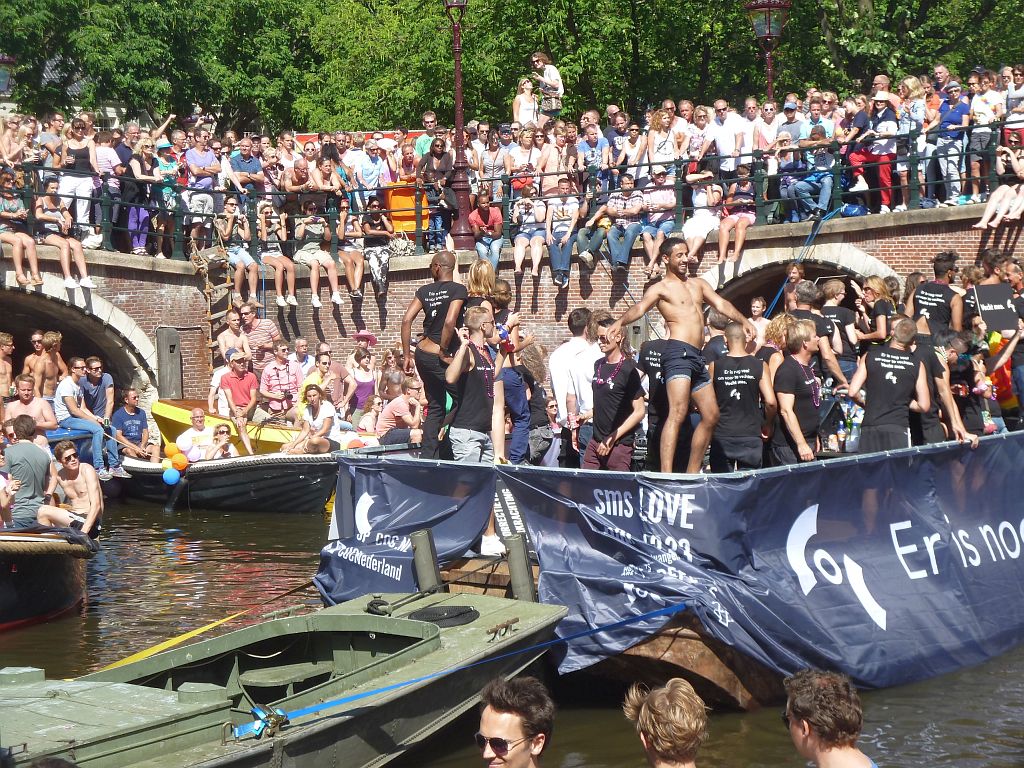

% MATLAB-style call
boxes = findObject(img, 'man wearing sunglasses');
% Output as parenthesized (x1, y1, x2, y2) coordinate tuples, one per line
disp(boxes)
(476, 677, 553, 768)
(42, 440, 103, 537)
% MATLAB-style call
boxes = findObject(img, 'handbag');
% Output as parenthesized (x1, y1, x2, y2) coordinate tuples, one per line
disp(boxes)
(541, 94, 563, 113)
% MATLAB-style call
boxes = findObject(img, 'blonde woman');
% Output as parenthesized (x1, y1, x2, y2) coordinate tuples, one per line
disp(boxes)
(895, 76, 926, 212)
(646, 109, 679, 176)
(854, 275, 896, 345)
(530, 52, 564, 129)
(513, 77, 539, 128)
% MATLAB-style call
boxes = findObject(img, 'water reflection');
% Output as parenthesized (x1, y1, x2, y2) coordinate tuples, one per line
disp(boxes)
(1, 501, 1022, 767)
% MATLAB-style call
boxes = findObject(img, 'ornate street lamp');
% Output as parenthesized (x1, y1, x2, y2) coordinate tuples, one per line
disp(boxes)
(442, 0, 474, 251)
(744, 0, 792, 102)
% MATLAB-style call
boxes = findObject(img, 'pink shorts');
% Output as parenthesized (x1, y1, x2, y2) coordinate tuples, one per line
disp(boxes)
(726, 211, 755, 225)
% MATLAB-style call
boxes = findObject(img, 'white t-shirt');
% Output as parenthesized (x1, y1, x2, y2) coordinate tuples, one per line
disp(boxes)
(304, 401, 343, 443)
(709, 114, 745, 171)
(96, 146, 123, 191)
(53, 376, 82, 423)
(210, 367, 230, 417)
(548, 337, 603, 425)
(971, 91, 1003, 126)
(176, 426, 215, 450)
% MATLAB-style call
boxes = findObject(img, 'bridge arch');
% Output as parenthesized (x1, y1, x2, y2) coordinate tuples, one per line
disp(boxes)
(1, 280, 158, 391)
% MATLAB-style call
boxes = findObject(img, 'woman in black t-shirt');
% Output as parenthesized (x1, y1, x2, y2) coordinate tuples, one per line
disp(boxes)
(854, 275, 895, 347)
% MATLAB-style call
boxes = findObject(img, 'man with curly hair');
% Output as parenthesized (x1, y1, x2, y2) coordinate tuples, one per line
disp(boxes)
(783, 669, 878, 767)
(622, 678, 708, 768)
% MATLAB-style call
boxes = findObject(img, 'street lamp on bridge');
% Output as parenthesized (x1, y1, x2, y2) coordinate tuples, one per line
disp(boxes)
(744, 0, 792, 102)
(442, 0, 474, 251)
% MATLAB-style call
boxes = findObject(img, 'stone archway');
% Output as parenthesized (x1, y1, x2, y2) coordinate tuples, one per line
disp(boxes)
(698, 241, 899, 292)
(1, 280, 157, 391)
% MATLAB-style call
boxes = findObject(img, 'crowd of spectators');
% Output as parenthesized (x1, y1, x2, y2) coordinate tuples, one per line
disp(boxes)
(3, 56, 1022, 298)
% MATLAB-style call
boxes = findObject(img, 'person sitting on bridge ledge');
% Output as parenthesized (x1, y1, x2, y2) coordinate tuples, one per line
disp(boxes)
(623, 678, 709, 768)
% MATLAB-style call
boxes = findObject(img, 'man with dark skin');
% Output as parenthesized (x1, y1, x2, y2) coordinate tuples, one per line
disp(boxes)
(609, 237, 755, 473)
(400, 250, 467, 460)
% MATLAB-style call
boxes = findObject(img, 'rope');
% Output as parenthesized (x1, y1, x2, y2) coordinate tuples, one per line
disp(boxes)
(764, 209, 840, 318)
(0, 539, 95, 558)
(232, 601, 687, 740)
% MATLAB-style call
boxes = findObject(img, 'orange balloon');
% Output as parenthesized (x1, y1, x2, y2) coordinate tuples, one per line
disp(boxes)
(164, 442, 181, 458)
(171, 453, 189, 471)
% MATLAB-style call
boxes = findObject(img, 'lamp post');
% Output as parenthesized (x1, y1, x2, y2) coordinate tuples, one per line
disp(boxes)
(442, 0, 474, 251)
(744, 0, 792, 102)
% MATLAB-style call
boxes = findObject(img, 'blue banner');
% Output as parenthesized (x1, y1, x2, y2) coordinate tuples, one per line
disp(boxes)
(315, 456, 495, 605)
(316, 434, 1024, 690)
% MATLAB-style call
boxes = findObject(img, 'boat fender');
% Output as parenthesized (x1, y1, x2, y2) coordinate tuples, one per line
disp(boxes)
(248, 705, 289, 739)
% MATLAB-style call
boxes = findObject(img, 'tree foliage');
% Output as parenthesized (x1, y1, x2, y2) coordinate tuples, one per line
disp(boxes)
(3, 0, 1022, 131)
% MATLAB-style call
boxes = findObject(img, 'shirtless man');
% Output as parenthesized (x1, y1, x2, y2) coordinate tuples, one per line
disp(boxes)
(610, 237, 756, 473)
(41, 440, 103, 536)
(20, 329, 46, 380)
(31, 331, 67, 404)
(5, 374, 58, 447)
(0, 332, 13, 398)
(217, 308, 251, 364)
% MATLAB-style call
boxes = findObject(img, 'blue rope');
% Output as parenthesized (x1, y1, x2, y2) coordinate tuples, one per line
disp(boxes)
(764, 209, 840, 318)
(232, 601, 687, 740)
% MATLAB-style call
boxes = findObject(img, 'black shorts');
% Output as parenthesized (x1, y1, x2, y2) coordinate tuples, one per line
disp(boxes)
(710, 435, 764, 472)
(380, 428, 413, 446)
(661, 340, 710, 393)
(858, 425, 911, 455)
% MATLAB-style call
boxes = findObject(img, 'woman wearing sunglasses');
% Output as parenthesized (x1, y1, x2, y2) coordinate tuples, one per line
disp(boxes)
(204, 425, 239, 460)
(282, 383, 343, 454)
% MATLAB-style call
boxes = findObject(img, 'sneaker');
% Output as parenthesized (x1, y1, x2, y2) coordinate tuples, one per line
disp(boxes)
(892, 204, 907, 213)
(131, 247, 147, 256)
(154, 253, 167, 259)
(560, 275, 570, 289)
(480, 534, 506, 557)
(96, 468, 113, 482)
(968, 194, 981, 204)
(79, 276, 96, 289)
(879, 204, 891, 214)
(578, 250, 595, 268)
(330, 291, 343, 305)
(276, 294, 287, 307)
(311, 295, 322, 308)
(849, 176, 869, 193)
(349, 289, 363, 300)
(285, 295, 298, 306)
(63, 277, 80, 289)
(111, 466, 132, 479)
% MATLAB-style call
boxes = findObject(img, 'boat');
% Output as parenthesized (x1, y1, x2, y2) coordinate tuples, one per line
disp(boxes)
(120, 452, 341, 514)
(152, 400, 302, 455)
(319, 434, 1024, 709)
(0, 528, 98, 632)
(0, 591, 568, 767)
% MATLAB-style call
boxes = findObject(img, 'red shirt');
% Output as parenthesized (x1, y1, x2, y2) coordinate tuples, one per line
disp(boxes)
(220, 370, 258, 409)
(468, 206, 502, 238)
(376, 396, 411, 437)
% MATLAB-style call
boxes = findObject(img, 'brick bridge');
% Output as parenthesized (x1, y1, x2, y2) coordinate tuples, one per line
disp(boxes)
(1, 206, 1018, 399)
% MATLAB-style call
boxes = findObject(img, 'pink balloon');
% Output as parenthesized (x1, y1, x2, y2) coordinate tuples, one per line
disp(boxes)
(186, 447, 203, 462)
(176, 435, 192, 452)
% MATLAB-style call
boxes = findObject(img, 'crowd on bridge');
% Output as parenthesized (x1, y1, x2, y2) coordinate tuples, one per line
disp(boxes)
(2, 56, 1024, 300)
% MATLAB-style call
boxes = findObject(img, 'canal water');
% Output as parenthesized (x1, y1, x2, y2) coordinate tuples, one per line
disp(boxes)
(1, 500, 1022, 767)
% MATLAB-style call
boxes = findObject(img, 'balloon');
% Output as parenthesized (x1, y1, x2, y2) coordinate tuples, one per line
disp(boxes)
(164, 443, 180, 458)
(171, 453, 189, 471)
(162, 468, 181, 485)
(186, 446, 202, 462)
(161, 458, 172, 470)
(176, 435, 193, 452)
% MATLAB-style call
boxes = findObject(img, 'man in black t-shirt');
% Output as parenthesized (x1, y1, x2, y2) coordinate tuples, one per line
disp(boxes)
(790, 280, 849, 388)
(771, 319, 822, 465)
(701, 309, 730, 367)
(445, 306, 505, 463)
(910, 336, 975, 446)
(710, 323, 777, 472)
(908, 251, 963, 338)
(400, 251, 467, 459)
(846, 317, 930, 453)
(582, 317, 645, 471)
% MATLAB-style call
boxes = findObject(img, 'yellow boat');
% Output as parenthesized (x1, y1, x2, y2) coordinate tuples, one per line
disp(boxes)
(151, 399, 300, 455)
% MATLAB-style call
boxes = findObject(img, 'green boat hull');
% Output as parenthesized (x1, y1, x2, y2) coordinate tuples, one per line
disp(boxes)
(0, 592, 566, 768)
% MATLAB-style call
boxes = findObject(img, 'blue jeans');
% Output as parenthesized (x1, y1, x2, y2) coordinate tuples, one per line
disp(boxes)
(547, 231, 574, 280)
(427, 209, 451, 248)
(606, 222, 643, 266)
(60, 417, 120, 471)
(641, 220, 675, 238)
(501, 367, 530, 464)
(475, 237, 503, 269)
(793, 175, 833, 214)
(576, 225, 607, 256)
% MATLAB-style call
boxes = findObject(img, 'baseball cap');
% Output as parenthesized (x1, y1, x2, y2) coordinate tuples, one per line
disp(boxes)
(156, 138, 172, 150)
(783, 101, 798, 111)
(226, 348, 243, 362)
(498, 123, 512, 134)
(946, 80, 961, 90)
(651, 165, 668, 176)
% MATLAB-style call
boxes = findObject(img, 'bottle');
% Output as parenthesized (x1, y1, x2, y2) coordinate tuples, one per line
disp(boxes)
(849, 422, 861, 453)
(836, 422, 847, 452)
